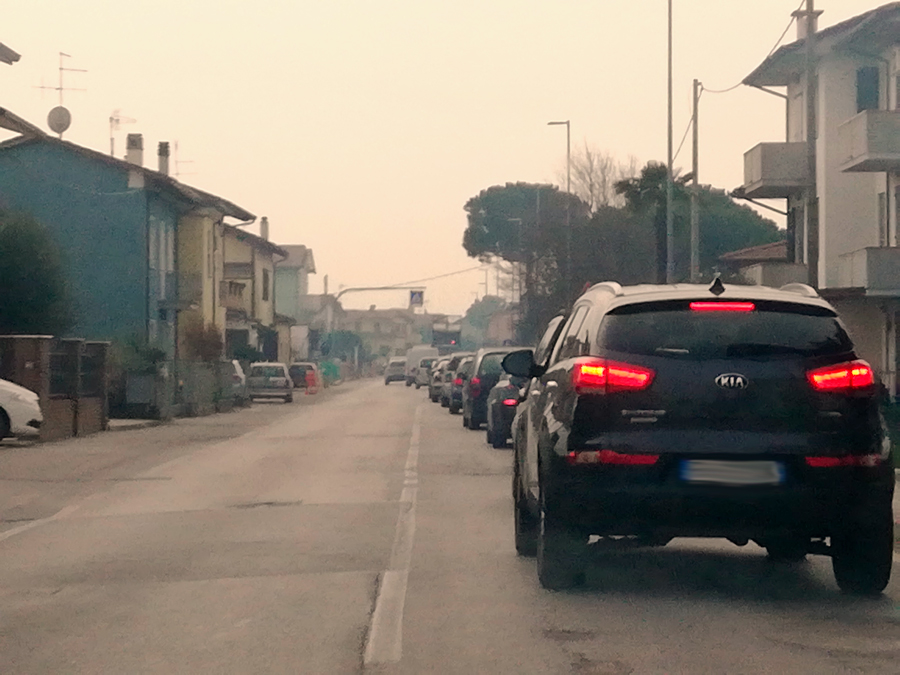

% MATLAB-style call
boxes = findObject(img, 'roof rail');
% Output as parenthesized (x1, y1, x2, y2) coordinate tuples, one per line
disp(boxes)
(780, 283, 819, 298)
(590, 281, 623, 296)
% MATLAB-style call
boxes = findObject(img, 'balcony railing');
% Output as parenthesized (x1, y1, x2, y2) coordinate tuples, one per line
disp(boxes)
(740, 142, 808, 199)
(837, 247, 900, 293)
(838, 110, 900, 173)
(220, 280, 248, 311)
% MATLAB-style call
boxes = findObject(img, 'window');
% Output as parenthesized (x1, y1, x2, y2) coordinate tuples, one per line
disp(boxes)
(857, 66, 880, 113)
(534, 315, 566, 367)
(262, 269, 270, 301)
(478, 353, 506, 376)
(596, 300, 851, 360)
(878, 192, 888, 247)
(553, 305, 590, 362)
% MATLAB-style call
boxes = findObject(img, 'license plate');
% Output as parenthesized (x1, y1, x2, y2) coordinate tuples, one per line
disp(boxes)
(680, 460, 785, 486)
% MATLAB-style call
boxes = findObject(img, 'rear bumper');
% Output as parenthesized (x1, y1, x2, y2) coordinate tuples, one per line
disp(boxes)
(248, 388, 291, 398)
(546, 457, 894, 539)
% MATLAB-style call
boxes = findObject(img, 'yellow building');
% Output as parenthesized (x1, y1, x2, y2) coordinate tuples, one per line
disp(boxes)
(175, 200, 254, 362)
(222, 223, 289, 361)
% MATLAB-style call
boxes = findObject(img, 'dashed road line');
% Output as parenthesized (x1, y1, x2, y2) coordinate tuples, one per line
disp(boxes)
(364, 404, 422, 665)
(0, 504, 79, 544)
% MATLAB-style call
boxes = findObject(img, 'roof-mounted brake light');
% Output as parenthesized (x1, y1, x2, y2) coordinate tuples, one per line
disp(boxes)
(690, 301, 755, 312)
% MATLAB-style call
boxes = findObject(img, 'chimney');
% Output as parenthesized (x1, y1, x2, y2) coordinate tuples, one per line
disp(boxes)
(323, 274, 329, 295)
(260, 216, 269, 241)
(158, 142, 170, 176)
(126, 133, 143, 166)
(793, 8, 820, 40)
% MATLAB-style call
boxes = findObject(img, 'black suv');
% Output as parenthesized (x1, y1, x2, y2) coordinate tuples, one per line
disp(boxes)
(461, 347, 516, 431)
(504, 281, 894, 594)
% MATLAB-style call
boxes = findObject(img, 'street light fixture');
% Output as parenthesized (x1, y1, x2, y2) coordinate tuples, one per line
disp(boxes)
(547, 120, 571, 299)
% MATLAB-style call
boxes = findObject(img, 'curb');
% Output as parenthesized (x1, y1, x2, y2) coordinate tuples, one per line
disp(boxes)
(106, 420, 166, 432)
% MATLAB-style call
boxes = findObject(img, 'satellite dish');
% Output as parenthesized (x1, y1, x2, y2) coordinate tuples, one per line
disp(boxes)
(47, 106, 71, 135)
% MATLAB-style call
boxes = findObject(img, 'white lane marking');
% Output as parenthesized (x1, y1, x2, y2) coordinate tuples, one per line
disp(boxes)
(0, 504, 79, 544)
(364, 404, 422, 665)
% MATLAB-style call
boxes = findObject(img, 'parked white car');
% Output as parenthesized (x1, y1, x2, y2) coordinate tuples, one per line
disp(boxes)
(246, 362, 293, 403)
(0, 378, 42, 439)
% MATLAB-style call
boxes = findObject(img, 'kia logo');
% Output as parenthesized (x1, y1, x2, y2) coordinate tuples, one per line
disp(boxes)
(715, 373, 749, 390)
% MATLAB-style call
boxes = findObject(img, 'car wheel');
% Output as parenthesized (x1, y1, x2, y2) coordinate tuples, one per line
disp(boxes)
(285, 395, 293, 403)
(490, 423, 506, 449)
(513, 453, 537, 556)
(0, 409, 9, 440)
(384, 380, 390, 386)
(764, 537, 809, 563)
(406, 380, 413, 387)
(449, 402, 460, 414)
(537, 470, 586, 590)
(831, 495, 894, 596)
(462, 407, 469, 428)
(441, 397, 449, 408)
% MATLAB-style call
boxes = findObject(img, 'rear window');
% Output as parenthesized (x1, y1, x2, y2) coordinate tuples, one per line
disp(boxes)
(457, 358, 474, 376)
(251, 365, 286, 377)
(597, 300, 852, 360)
(419, 358, 435, 368)
(478, 353, 506, 375)
(289, 365, 312, 375)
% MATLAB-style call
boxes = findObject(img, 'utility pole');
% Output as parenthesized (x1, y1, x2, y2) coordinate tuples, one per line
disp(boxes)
(690, 78, 700, 282)
(665, 0, 675, 284)
(794, 0, 821, 288)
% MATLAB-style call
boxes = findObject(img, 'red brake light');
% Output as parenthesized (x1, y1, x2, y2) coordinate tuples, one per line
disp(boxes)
(805, 454, 882, 467)
(453, 377, 463, 386)
(806, 360, 874, 391)
(469, 376, 481, 396)
(567, 450, 659, 466)
(572, 358, 654, 394)
(502, 398, 518, 406)
(689, 301, 755, 312)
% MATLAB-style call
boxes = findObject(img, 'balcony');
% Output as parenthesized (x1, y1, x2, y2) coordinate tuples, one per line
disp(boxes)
(739, 142, 808, 199)
(838, 110, 900, 172)
(837, 247, 900, 294)
(220, 280, 248, 311)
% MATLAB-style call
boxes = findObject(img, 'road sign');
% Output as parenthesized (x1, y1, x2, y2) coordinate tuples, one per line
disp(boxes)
(410, 290, 424, 307)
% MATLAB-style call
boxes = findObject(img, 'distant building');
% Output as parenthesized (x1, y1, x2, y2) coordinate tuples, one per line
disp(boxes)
(340, 307, 422, 359)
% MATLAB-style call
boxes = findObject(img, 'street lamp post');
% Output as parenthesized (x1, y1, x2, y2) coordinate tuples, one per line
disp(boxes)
(666, 0, 675, 284)
(548, 120, 571, 299)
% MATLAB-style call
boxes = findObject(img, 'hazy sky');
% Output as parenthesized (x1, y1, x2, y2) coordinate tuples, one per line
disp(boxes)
(2, 1, 881, 315)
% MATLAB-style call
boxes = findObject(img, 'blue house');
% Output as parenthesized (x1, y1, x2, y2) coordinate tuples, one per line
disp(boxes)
(0, 134, 252, 364)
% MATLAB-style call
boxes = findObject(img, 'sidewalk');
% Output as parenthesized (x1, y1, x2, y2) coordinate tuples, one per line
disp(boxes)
(107, 419, 164, 432)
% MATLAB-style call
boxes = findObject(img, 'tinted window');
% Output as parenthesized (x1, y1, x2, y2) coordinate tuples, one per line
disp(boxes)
(251, 366, 285, 377)
(478, 353, 506, 375)
(457, 358, 474, 376)
(534, 315, 565, 366)
(419, 358, 435, 368)
(597, 300, 852, 360)
(554, 305, 589, 362)
(289, 365, 312, 376)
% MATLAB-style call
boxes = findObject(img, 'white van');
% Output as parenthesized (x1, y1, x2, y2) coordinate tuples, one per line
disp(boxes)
(404, 346, 439, 386)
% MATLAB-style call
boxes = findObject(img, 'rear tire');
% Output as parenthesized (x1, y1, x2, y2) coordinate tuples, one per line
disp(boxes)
(513, 456, 537, 556)
(285, 395, 293, 403)
(537, 476, 586, 590)
(490, 424, 506, 449)
(449, 402, 460, 415)
(0, 409, 10, 439)
(415, 383, 421, 390)
(831, 496, 894, 596)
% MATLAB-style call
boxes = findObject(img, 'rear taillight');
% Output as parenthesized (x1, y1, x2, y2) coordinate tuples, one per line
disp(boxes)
(572, 358, 654, 394)
(453, 377, 463, 386)
(469, 377, 481, 396)
(690, 301, 755, 312)
(806, 360, 874, 392)
(805, 454, 883, 468)
(502, 398, 518, 406)
(567, 450, 659, 466)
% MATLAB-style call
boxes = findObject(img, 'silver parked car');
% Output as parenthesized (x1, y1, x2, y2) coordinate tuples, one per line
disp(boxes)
(247, 362, 293, 403)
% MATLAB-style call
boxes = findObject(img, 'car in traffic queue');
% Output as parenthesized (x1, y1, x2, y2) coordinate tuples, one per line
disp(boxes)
(405, 346, 439, 386)
(461, 347, 518, 431)
(414, 357, 437, 389)
(505, 280, 895, 595)
(447, 355, 474, 415)
(289, 362, 322, 390)
(428, 358, 450, 402)
(246, 362, 294, 403)
(439, 352, 474, 407)
(384, 357, 407, 385)
(485, 372, 529, 448)
(0, 377, 43, 440)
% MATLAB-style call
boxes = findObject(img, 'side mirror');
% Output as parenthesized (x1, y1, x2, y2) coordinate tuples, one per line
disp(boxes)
(502, 349, 540, 378)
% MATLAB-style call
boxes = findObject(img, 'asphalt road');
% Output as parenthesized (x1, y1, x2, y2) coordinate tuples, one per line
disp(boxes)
(0, 379, 897, 674)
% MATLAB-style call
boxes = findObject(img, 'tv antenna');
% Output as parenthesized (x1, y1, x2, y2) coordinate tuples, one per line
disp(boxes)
(173, 141, 195, 179)
(109, 109, 136, 157)
(35, 52, 86, 138)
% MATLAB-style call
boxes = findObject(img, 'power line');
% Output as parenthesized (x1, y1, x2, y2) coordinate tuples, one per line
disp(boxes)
(701, 0, 803, 95)
(390, 265, 484, 287)
(672, 92, 699, 163)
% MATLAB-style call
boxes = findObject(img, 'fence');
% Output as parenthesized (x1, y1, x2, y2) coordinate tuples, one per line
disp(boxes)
(0, 336, 110, 441)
